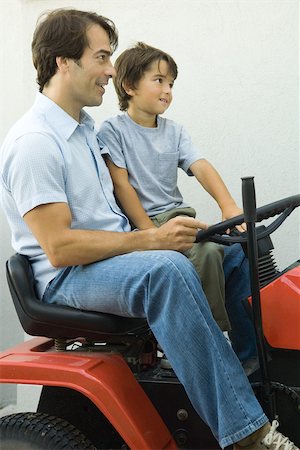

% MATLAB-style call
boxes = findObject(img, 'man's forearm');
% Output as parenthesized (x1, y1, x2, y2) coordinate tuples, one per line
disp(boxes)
(24, 202, 206, 268)
(40, 221, 203, 268)
(44, 227, 155, 267)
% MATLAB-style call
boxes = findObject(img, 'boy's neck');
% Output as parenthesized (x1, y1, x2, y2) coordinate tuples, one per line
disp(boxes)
(127, 109, 157, 128)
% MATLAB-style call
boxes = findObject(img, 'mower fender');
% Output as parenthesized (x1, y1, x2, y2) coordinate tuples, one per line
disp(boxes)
(259, 264, 300, 350)
(0, 337, 178, 450)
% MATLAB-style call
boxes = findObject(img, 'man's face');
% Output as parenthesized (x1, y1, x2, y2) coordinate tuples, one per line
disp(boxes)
(68, 24, 116, 109)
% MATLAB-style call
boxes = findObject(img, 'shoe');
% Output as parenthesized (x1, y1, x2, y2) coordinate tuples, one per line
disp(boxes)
(242, 354, 272, 377)
(261, 421, 299, 450)
(234, 420, 299, 450)
(160, 353, 173, 369)
(242, 356, 260, 376)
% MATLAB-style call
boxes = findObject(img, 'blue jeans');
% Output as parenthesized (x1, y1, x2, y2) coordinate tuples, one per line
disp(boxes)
(43, 249, 267, 448)
(223, 244, 257, 363)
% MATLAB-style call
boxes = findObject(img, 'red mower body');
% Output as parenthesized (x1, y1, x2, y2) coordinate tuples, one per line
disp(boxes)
(250, 264, 300, 351)
(0, 337, 178, 450)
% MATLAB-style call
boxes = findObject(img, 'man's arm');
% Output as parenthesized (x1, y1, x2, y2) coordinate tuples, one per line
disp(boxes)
(23, 202, 206, 268)
(105, 158, 155, 230)
(189, 159, 243, 221)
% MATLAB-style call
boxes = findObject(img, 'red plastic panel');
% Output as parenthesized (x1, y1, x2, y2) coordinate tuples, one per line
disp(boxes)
(0, 337, 177, 450)
(258, 266, 300, 350)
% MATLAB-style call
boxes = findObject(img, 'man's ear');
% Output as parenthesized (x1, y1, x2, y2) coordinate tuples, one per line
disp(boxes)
(55, 56, 69, 72)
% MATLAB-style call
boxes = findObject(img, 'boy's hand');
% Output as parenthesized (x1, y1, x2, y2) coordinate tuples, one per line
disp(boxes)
(153, 216, 208, 252)
(221, 204, 246, 233)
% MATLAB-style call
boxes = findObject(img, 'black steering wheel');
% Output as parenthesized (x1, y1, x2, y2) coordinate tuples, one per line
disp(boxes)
(196, 194, 300, 245)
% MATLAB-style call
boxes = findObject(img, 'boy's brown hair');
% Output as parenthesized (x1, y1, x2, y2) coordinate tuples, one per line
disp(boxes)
(32, 8, 118, 92)
(114, 42, 178, 111)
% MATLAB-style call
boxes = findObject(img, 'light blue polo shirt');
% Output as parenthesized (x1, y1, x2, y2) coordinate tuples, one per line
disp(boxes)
(0, 93, 130, 298)
(98, 113, 202, 216)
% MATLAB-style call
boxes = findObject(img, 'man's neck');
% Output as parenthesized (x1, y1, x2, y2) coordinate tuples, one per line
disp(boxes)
(42, 86, 81, 123)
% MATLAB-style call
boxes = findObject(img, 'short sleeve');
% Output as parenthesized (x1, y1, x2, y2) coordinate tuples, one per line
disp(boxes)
(98, 120, 127, 169)
(5, 132, 67, 217)
(177, 126, 203, 175)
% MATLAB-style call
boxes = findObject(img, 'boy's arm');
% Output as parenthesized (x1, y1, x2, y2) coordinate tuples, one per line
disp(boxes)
(105, 158, 155, 230)
(189, 159, 243, 221)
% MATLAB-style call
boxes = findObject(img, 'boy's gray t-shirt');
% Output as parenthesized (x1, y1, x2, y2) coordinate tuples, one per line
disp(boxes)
(98, 113, 202, 217)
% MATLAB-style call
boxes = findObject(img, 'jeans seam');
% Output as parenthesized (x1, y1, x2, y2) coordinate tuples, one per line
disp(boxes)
(162, 256, 262, 447)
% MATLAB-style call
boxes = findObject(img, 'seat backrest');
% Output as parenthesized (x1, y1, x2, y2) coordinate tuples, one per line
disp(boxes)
(6, 253, 148, 340)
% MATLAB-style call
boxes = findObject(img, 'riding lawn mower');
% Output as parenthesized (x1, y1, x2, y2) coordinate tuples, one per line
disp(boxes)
(0, 177, 299, 449)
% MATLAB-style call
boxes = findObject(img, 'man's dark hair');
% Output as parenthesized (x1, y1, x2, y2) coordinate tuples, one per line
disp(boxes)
(114, 42, 178, 111)
(32, 8, 118, 92)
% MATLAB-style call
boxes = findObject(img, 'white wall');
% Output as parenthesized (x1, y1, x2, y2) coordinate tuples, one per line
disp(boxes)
(0, 0, 299, 410)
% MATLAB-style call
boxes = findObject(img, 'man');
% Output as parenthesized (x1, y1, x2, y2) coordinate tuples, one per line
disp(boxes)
(0, 8, 297, 450)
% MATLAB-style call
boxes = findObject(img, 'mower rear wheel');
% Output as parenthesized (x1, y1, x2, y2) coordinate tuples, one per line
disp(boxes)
(0, 412, 97, 449)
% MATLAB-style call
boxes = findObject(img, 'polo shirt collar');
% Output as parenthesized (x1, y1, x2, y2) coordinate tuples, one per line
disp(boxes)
(33, 92, 95, 140)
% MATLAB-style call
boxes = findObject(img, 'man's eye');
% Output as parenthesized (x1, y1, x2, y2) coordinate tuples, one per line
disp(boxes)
(155, 78, 162, 83)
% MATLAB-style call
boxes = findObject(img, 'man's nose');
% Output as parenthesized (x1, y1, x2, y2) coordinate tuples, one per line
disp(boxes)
(106, 61, 116, 78)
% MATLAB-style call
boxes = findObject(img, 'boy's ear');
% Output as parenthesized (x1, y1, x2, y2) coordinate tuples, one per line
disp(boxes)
(122, 81, 135, 97)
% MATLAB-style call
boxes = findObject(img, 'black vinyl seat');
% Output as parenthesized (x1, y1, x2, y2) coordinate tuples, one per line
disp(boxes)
(6, 253, 148, 342)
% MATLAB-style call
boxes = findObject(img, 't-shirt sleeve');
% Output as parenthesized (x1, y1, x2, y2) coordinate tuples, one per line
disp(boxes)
(177, 126, 203, 175)
(5, 132, 67, 217)
(97, 120, 127, 169)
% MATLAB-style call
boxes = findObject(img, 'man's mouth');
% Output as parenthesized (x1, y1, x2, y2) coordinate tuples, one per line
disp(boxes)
(96, 81, 107, 92)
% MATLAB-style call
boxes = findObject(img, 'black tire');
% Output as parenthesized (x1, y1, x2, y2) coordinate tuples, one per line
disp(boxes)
(0, 412, 97, 449)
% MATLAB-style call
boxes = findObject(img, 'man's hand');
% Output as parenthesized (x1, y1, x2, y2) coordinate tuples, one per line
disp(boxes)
(150, 216, 208, 252)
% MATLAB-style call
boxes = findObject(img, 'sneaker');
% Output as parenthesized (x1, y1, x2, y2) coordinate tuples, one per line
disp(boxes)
(261, 421, 298, 450)
(160, 353, 173, 369)
(234, 420, 299, 450)
(242, 354, 272, 377)
(242, 356, 260, 376)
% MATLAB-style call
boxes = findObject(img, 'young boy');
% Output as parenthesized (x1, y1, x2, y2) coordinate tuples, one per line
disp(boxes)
(98, 42, 256, 363)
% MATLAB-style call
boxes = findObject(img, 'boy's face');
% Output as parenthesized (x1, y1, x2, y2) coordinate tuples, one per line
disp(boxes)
(127, 60, 174, 120)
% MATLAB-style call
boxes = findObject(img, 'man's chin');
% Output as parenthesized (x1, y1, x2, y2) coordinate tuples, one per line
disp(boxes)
(87, 97, 104, 108)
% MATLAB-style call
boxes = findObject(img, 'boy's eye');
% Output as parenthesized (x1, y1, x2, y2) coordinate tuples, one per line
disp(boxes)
(154, 78, 174, 88)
